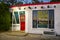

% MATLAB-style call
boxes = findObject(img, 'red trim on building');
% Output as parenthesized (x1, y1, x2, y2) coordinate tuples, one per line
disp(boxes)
(10, 2, 60, 8)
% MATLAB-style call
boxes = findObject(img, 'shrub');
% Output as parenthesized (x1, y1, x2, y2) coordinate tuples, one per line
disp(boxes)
(0, 2, 11, 31)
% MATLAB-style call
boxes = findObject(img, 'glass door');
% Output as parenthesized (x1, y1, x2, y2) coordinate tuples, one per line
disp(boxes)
(12, 11, 19, 31)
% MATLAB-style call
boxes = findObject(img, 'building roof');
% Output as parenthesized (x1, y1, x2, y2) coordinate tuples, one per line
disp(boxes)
(10, 2, 60, 8)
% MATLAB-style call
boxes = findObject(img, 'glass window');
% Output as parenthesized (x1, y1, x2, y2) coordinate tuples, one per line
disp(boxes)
(12, 12, 19, 24)
(48, 10, 54, 29)
(14, 12, 19, 24)
(12, 14, 16, 24)
(37, 10, 48, 28)
(33, 10, 37, 28)
(32, 10, 54, 28)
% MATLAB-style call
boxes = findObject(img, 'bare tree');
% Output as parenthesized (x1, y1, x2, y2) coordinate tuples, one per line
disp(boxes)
(32, 0, 40, 4)
(50, 0, 60, 2)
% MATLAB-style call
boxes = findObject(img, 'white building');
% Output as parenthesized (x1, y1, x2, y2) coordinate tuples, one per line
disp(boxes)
(10, 2, 60, 35)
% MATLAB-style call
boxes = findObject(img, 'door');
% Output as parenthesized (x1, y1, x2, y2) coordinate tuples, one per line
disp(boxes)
(20, 11, 25, 31)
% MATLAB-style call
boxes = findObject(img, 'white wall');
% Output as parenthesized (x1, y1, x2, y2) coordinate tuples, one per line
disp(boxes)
(12, 24, 20, 31)
(25, 5, 52, 34)
(11, 7, 27, 31)
(25, 4, 60, 34)
(55, 4, 60, 35)
(11, 4, 60, 35)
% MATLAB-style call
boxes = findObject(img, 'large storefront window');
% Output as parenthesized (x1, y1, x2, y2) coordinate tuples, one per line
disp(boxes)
(33, 10, 54, 28)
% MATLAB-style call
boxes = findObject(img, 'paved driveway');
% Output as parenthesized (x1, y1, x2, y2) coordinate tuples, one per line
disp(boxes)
(0, 32, 60, 40)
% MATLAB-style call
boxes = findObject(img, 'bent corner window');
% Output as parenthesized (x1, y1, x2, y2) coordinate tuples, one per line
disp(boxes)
(12, 11, 19, 24)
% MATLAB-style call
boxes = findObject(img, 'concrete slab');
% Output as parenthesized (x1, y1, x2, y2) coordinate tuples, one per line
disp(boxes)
(0, 31, 28, 36)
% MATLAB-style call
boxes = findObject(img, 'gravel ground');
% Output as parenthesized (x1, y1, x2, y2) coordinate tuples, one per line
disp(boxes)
(0, 32, 60, 40)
